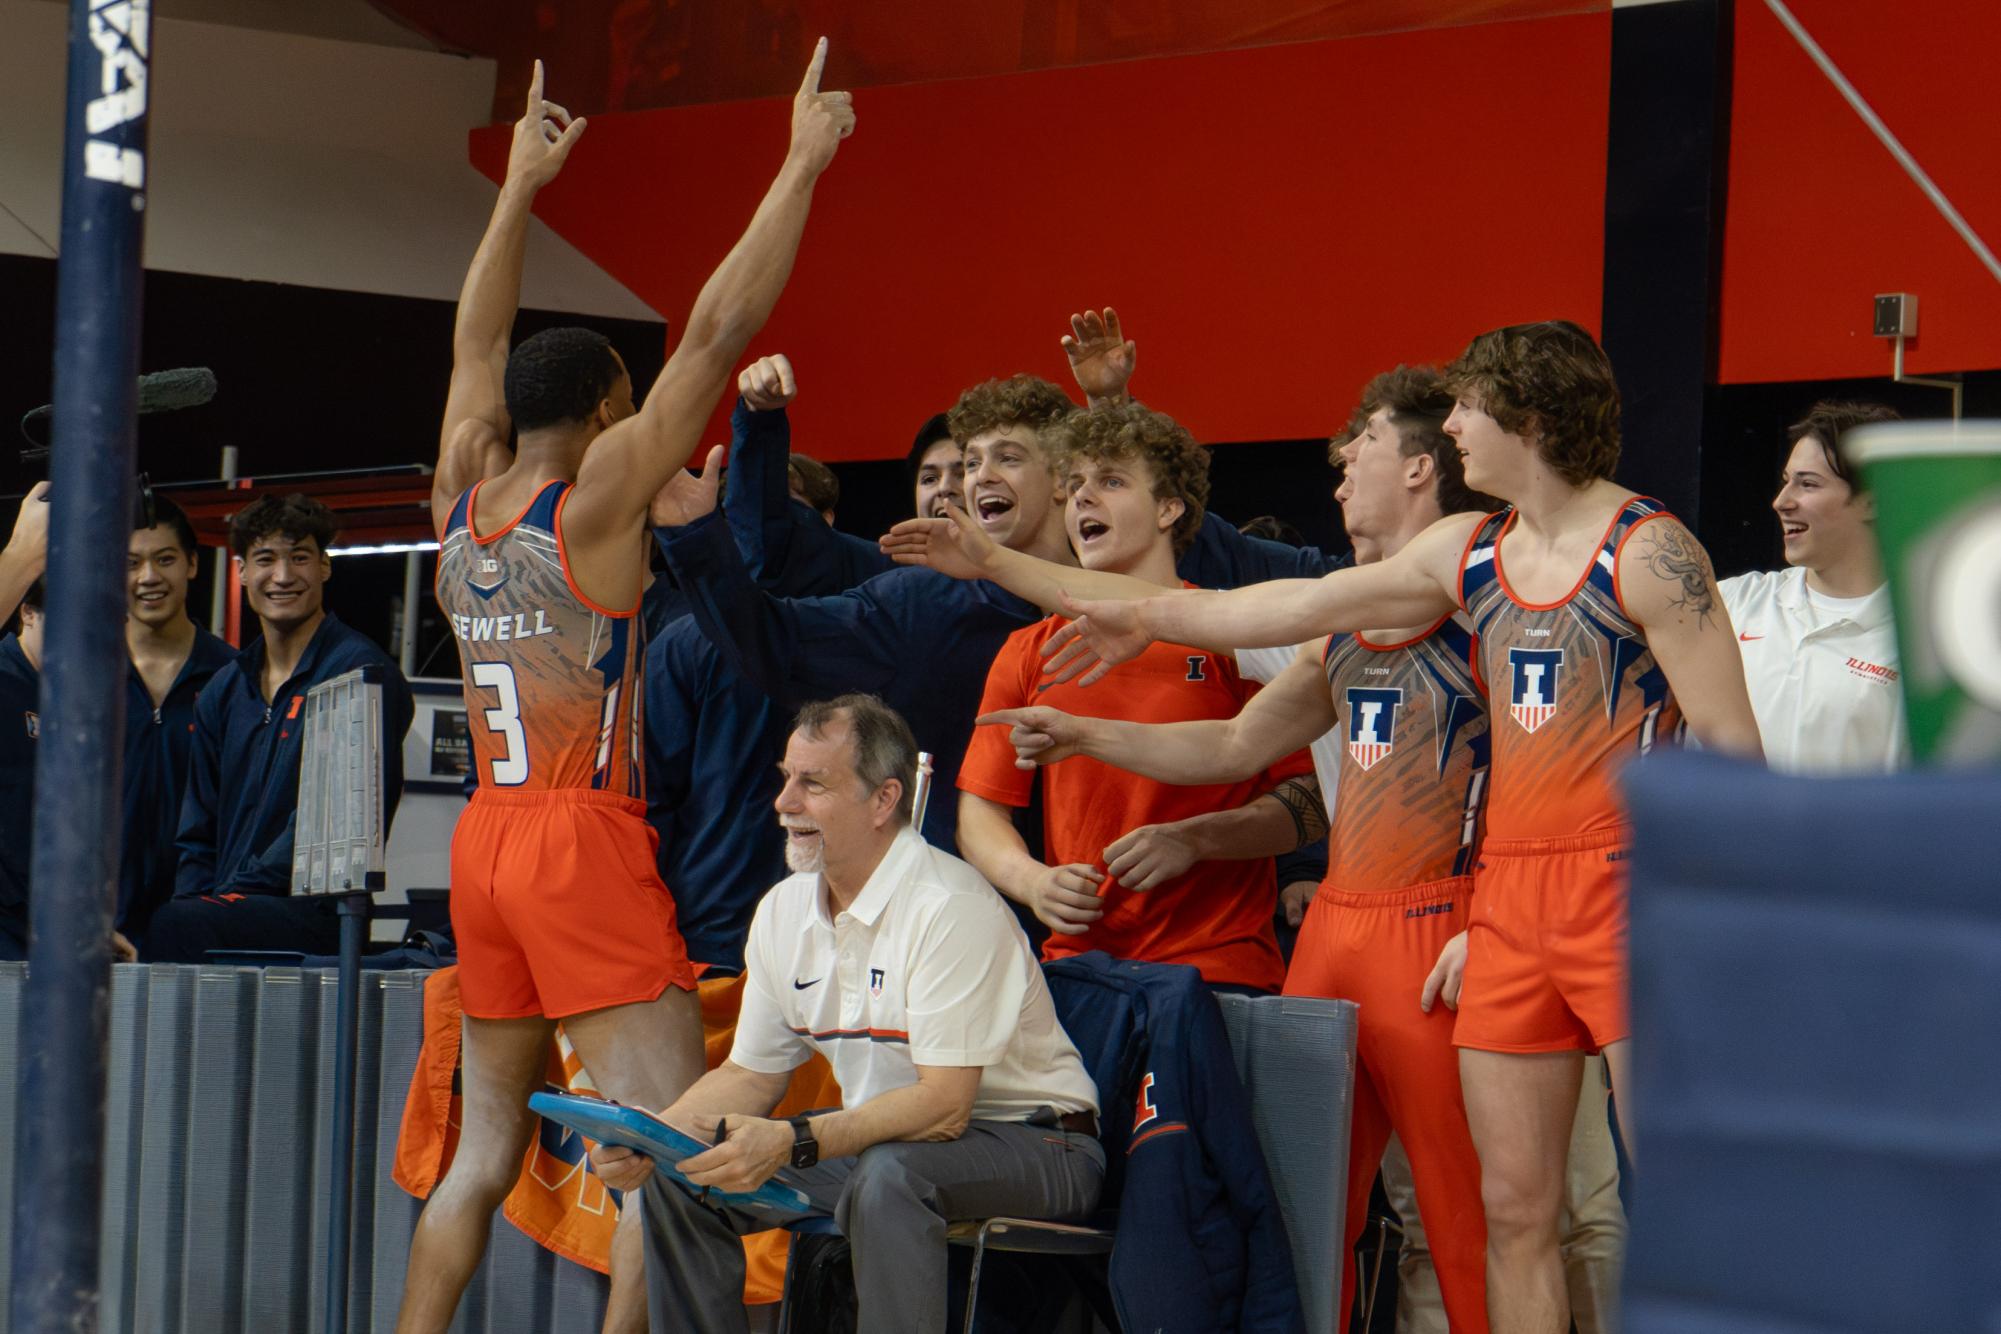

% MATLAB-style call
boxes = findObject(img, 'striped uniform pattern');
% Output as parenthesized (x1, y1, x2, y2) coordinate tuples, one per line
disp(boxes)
(1321, 615, 1490, 891)
(1458, 498, 1683, 842)
(435, 480, 643, 797)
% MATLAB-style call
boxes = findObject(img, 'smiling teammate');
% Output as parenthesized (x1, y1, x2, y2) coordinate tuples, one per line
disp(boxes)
(1720, 400, 1908, 772)
(957, 401, 1318, 992)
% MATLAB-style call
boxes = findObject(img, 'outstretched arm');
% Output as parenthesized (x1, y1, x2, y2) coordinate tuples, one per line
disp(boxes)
(1049, 513, 1476, 685)
(566, 39, 854, 588)
(879, 503, 1162, 610)
(435, 60, 585, 522)
(977, 645, 1336, 782)
(1618, 516, 1764, 760)
(1103, 777, 1328, 891)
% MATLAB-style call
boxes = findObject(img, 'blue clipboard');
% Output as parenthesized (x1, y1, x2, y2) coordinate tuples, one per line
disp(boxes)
(529, 1091, 816, 1215)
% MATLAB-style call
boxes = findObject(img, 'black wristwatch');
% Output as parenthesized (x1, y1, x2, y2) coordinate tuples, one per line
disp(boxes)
(787, 1115, 820, 1169)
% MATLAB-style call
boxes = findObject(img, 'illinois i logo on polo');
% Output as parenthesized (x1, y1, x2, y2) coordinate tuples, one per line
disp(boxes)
(1345, 686, 1403, 770)
(1508, 647, 1564, 733)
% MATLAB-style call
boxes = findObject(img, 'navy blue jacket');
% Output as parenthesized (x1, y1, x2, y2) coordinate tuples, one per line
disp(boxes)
(660, 508, 1346, 851)
(1045, 952, 1305, 1334)
(643, 618, 789, 973)
(121, 628, 234, 929)
(724, 399, 893, 597)
(175, 614, 413, 898)
(0, 636, 39, 942)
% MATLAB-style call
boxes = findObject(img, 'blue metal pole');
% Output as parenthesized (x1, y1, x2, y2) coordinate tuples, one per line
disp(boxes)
(324, 895, 367, 1334)
(8, 2, 149, 1330)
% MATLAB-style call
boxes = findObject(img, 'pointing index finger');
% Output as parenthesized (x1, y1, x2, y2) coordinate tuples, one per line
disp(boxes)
(799, 36, 828, 97)
(527, 59, 545, 115)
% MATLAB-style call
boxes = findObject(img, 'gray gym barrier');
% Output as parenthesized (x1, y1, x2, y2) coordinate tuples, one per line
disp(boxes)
(0, 962, 609, 1334)
(1215, 992, 1360, 1334)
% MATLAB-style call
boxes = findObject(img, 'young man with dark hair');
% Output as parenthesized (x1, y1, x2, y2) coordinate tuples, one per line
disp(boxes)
(957, 400, 1319, 993)
(906, 411, 962, 519)
(145, 493, 413, 962)
(403, 48, 855, 1334)
(915, 320, 1762, 1333)
(0, 579, 45, 961)
(1720, 400, 1908, 772)
(120, 495, 233, 947)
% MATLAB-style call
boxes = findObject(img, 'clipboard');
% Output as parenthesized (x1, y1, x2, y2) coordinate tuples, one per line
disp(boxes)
(529, 1091, 816, 1214)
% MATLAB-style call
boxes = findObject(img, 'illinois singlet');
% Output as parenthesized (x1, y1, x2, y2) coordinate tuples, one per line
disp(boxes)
(436, 479, 694, 1019)
(1451, 498, 1684, 1052)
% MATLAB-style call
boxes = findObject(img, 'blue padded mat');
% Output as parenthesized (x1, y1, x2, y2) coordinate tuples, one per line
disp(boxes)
(1624, 751, 2001, 1334)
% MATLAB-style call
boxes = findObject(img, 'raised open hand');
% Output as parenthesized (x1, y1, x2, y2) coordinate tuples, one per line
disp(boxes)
(506, 60, 587, 192)
(1062, 307, 1137, 406)
(789, 38, 856, 176)
(1038, 591, 1153, 685)
(738, 354, 797, 412)
(877, 503, 998, 580)
(649, 444, 727, 528)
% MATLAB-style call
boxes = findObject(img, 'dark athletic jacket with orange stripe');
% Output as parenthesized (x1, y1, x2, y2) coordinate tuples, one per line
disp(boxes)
(1044, 952, 1305, 1334)
(174, 614, 412, 898)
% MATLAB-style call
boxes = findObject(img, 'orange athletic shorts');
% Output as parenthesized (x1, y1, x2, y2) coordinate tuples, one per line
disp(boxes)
(1285, 876, 1488, 1334)
(450, 787, 697, 1020)
(1453, 826, 1629, 1055)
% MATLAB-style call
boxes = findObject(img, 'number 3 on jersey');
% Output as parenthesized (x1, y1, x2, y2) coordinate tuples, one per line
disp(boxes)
(470, 661, 529, 785)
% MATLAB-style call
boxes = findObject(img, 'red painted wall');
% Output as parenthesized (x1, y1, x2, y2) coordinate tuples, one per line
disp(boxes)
(474, 14, 1610, 462)
(382, 0, 1604, 118)
(1719, 0, 2001, 383)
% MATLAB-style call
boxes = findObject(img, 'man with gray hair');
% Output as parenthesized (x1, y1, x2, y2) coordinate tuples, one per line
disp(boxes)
(592, 693, 1103, 1334)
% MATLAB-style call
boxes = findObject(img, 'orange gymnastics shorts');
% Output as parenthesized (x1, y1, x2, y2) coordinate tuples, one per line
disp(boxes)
(450, 787, 697, 1020)
(1453, 826, 1629, 1055)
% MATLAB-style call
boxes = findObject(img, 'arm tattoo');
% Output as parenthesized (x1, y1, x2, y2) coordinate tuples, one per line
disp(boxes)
(1637, 522, 1717, 629)
(1270, 775, 1329, 849)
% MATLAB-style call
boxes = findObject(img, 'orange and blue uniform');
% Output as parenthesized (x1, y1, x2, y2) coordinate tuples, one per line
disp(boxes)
(437, 479, 695, 1019)
(1453, 498, 1683, 1053)
(960, 616, 1310, 993)
(1283, 614, 1491, 1333)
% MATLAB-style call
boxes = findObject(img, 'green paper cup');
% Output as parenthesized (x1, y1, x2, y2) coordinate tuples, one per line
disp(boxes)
(1844, 421, 2001, 765)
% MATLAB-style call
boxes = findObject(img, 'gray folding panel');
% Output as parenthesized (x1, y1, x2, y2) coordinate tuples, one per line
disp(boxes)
(243, 968, 322, 1332)
(1216, 992, 1360, 1334)
(2, 963, 621, 1333)
(99, 963, 151, 1331)
(0, 961, 24, 1318)
(132, 964, 199, 1328)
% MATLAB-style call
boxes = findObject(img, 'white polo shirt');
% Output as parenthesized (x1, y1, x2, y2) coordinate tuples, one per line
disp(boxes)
(1719, 567, 1910, 774)
(730, 825, 1099, 1120)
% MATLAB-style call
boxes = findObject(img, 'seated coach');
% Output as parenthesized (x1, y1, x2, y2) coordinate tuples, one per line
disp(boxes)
(146, 494, 413, 962)
(592, 693, 1102, 1334)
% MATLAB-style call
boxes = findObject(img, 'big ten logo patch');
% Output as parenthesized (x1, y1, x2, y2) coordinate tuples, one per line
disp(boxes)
(1133, 1071, 1159, 1131)
(1507, 648, 1564, 733)
(1345, 686, 1403, 770)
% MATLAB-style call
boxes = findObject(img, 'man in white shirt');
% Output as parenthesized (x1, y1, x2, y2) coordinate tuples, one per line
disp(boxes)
(1720, 401, 1910, 773)
(591, 693, 1102, 1334)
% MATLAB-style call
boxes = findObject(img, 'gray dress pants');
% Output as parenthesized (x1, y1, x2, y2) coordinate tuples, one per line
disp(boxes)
(643, 1118, 1105, 1334)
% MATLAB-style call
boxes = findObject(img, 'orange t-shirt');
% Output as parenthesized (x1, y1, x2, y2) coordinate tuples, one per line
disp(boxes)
(959, 618, 1311, 992)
